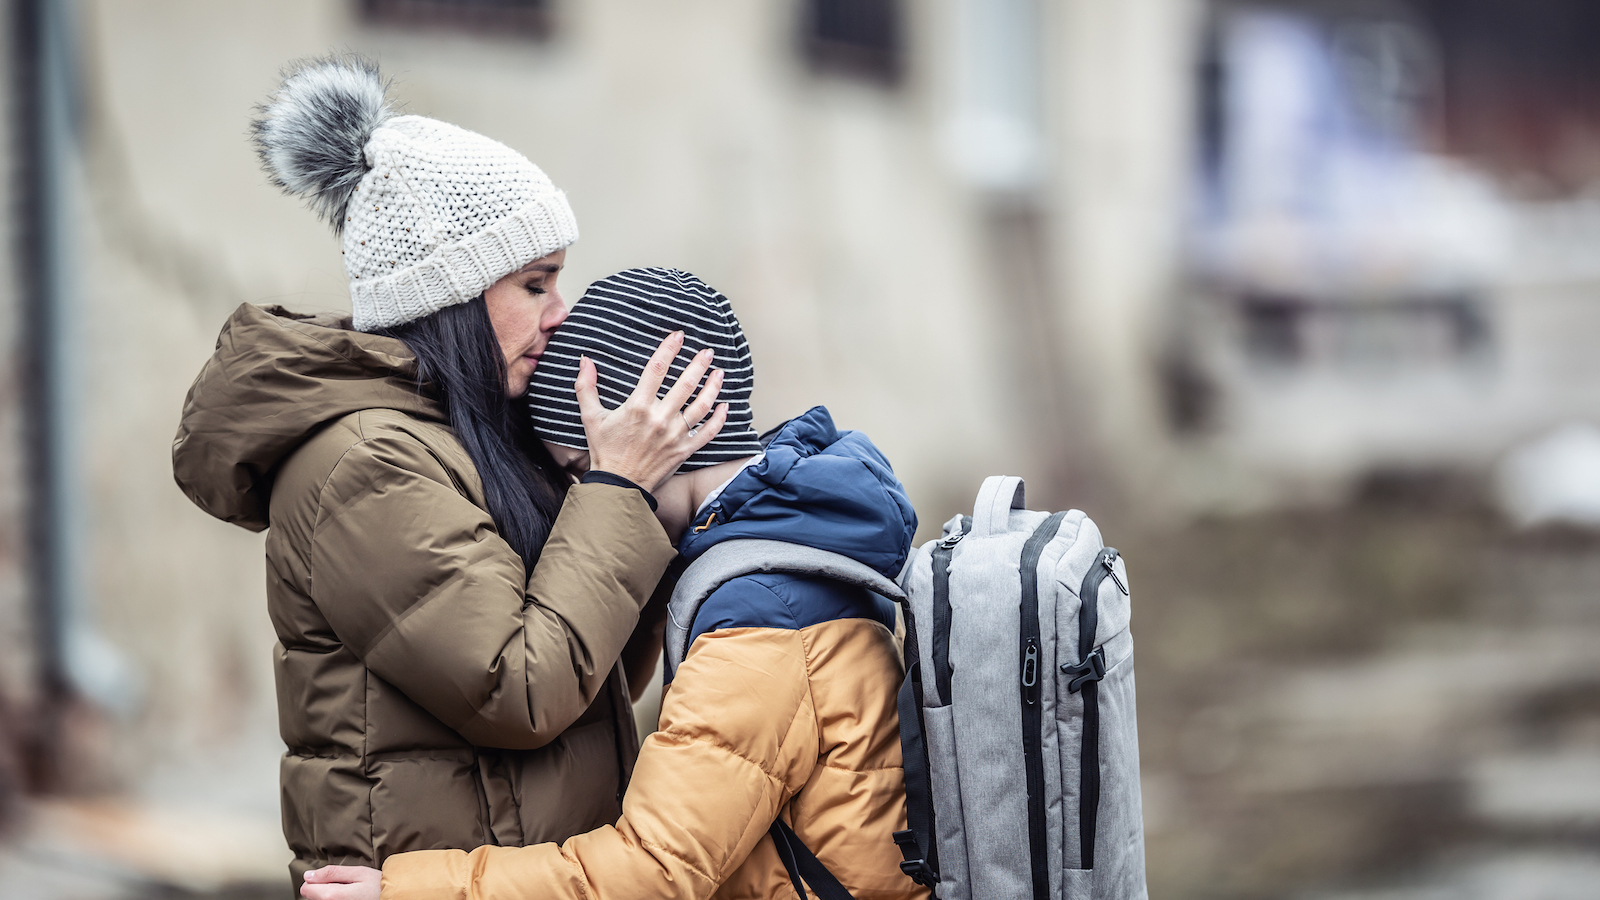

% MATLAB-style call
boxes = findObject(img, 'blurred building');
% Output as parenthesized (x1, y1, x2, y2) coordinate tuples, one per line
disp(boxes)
(1174, 0, 1600, 510)
(1, 0, 1598, 896)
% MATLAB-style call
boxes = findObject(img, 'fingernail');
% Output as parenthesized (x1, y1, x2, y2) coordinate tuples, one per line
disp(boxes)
(672, 330, 685, 340)
(698, 349, 713, 360)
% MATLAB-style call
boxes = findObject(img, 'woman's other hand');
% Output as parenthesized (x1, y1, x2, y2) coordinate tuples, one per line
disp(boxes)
(300, 865, 381, 900)
(577, 330, 728, 492)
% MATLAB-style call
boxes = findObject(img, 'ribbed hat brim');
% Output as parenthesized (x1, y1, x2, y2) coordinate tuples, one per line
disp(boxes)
(352, 191, 578, 332)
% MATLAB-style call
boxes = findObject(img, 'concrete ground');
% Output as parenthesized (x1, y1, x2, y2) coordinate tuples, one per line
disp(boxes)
(0, 798, 284, 900)
(1128, 484, 1600, 899)
(4, 487, 1598, 899)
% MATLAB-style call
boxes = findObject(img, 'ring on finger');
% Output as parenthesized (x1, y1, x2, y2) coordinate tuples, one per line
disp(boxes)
(680, 410, 693, 432)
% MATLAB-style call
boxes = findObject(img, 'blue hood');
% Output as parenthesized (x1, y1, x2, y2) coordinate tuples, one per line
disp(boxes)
(675, 406, 917, 578)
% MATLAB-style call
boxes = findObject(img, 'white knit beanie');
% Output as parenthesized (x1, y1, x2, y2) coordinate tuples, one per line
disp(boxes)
(250, 55, 578, 331)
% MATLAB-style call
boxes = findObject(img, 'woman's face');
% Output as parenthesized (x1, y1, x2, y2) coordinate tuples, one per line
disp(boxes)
(483, 248, 569, 397)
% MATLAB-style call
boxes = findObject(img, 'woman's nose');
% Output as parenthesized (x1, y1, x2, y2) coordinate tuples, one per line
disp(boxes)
(543, 296, 569, 331)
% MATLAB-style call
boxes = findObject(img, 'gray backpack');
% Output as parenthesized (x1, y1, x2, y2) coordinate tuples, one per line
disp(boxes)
(893, 476, 1147, 900)
(660, 476, 1146, 900)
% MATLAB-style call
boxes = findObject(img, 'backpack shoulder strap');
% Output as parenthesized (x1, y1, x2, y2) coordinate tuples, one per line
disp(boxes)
(663, 538, 907, 680)
(771, 818, 857, 900)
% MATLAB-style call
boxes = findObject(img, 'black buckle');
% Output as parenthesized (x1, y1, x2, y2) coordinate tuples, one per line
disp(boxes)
(893, 829, 940, 887)
(1060, 646, 1106, 693)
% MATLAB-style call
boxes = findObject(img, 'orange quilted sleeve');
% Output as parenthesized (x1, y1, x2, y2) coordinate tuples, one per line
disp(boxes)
(381, 627, 819, 900)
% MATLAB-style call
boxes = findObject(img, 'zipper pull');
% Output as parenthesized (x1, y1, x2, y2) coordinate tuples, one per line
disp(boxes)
(939, 529, 965, 549)
(1021, 638, 1039, 704)
(1102, 549, 1128, 594)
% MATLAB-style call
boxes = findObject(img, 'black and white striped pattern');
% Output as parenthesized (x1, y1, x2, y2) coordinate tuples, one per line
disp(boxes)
(526, 267, 760, 470)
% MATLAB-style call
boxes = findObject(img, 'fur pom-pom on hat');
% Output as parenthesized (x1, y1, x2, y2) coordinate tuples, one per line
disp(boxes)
(251, 54, 393, 234)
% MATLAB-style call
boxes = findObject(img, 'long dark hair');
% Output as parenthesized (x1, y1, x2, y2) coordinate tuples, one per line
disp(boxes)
(377, 296, 568, 570)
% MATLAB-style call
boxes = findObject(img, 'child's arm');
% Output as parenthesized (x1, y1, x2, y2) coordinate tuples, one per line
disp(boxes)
(381, 605, 821, 900)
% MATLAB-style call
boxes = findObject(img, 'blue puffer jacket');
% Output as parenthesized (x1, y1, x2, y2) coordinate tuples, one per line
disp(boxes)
(676, 405, 920, 660)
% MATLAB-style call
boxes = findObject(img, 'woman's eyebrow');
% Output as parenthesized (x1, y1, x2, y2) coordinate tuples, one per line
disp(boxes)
(518, 262, 562, 275)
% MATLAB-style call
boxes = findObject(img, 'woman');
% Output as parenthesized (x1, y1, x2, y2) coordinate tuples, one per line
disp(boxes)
(171, 56, 725, 893)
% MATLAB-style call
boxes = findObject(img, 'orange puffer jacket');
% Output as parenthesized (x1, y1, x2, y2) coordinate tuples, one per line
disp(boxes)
(381, 409, 928, 900)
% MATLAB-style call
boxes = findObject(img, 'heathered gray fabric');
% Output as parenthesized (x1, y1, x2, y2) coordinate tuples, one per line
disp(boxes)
(899, 476, 1147, 900)
(662, 538, 905, 680)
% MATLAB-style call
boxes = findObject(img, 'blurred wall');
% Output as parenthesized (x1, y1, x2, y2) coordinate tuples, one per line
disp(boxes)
(65, 0, 1168, 812)
(0, 0, 37, 811)
(0, 0, 27, 712)
(1047, 0, 1201, 507)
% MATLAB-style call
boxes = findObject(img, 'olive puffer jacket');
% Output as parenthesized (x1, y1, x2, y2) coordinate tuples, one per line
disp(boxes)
(381, 408, 929, 900)
(172, 304, 677, 893)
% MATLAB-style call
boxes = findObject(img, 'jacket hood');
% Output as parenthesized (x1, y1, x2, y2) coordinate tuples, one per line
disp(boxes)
(675, 406, 917, 578)
(173, 303, 442, 532)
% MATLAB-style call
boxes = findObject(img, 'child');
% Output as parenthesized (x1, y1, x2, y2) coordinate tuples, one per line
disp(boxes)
(302, 267, 925, 900)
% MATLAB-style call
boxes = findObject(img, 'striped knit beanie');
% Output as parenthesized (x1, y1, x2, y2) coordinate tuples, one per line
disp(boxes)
(527, 268, 760, 470)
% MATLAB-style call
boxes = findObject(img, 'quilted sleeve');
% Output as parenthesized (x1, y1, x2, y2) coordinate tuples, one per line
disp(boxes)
(380, 586, 820, 900)
(309, 430, 676, 749)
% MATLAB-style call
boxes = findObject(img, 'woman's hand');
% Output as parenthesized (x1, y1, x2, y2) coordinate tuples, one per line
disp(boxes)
(577, 330, 729, 492)
(300, 864, 381, 900)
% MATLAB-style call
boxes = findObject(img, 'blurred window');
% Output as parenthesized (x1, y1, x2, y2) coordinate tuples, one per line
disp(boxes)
(361, 0, 551, 39)
(802, 0, 903, 85)
(1414, 0, 1600, 196)
(941, 0, 1043, 192)
(1189, 4, 1504, 374)
(1238, 293, 1489, 367)
(1201, 0, 1600, 198)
